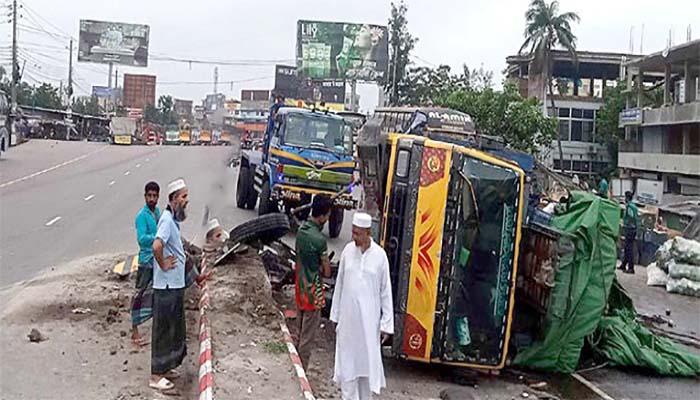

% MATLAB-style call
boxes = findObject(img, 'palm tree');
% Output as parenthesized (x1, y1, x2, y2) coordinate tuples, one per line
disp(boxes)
(519, 0, 579, 173)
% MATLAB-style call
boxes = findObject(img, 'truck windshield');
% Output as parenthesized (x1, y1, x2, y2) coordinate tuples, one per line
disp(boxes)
(283, 113, 352, 154)
(443, 157, 520, 366)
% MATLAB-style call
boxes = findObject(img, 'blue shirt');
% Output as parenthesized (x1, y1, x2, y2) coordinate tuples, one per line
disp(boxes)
(135, 204, 161, 265)
(153, 209, 186, 289)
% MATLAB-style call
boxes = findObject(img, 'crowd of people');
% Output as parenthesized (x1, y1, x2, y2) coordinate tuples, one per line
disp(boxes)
(129, 180, 394, 399)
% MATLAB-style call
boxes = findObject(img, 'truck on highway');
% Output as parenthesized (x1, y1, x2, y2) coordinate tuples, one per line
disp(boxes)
(165, 129, 180, 145)
(179, 128, 192, 145)
(110, 116, 137, 145)
(236, 106, 356, 237)
(199, 130, 212, 145)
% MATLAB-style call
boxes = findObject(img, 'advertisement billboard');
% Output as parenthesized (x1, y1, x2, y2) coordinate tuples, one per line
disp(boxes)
(78, 20, 150, 67)
(297, 20, 388, 82)
(273, 65, 299, 99)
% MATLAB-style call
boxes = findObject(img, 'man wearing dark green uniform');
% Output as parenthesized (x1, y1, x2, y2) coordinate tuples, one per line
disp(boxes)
(294, 195, 332, 368)
(619, 191, 639, 274)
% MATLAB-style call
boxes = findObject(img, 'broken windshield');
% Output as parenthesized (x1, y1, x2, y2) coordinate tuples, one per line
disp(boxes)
(443, 157, 521, 365)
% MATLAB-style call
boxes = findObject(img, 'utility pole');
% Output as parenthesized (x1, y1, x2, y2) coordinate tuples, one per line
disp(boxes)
(67, 39, 73, 102)
(108, 62, 113, 88)
(391, 39, 398, 106)
(10, 0, 18, 114)
(214, 67, 219, 95)
(115, 68, 118, 89)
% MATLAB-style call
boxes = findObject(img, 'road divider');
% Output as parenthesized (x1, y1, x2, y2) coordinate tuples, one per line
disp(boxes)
(198, 278, 213, 400)
(45, 216, 62, 227)
(112, 255, 139, 277)
(280, 318, 316, 400)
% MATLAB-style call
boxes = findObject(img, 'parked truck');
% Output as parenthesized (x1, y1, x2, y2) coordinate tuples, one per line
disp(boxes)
(236, 106, 356, 237)
(110, 117, 138, 145)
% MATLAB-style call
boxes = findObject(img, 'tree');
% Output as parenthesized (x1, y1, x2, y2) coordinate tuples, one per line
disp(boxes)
(519, 0, 580, 172)
(144, 103, 160, 124)
(384, 0, 418, 106)
(157, 95, 176, 125)
(402, 64, 495, 105)
(32, 83, 63, 109)
(72, 96, 102, 116)
(439, 83, 557, 155)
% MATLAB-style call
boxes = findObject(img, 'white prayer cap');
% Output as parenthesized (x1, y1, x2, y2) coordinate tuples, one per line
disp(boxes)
(168, 179, 187, 195)
(205, 218, 221, 234)
(352, 212, 372, 228)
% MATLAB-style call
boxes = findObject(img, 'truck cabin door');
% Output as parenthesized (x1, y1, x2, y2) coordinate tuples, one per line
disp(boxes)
(263, 113, 283, 163)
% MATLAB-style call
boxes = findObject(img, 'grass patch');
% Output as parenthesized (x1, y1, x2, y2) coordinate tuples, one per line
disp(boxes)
(262, 340, 287, 355)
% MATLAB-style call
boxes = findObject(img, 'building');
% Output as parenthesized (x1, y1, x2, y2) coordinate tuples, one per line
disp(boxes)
(173, 99, 193, 122)
(618, 39, 700, 205)
(506, 50, 639, 176)
(122, 74, 156, 110)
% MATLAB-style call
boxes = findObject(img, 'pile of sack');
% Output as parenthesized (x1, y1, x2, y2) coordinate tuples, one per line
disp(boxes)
(647, 236, 700, 297)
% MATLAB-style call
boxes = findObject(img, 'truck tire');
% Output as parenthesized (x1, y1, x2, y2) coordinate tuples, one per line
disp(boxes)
(229, 213, 290, 246)
(328, 207, 344, 238)
(258, 180, 278, 215)
(236, 165, 257, 209)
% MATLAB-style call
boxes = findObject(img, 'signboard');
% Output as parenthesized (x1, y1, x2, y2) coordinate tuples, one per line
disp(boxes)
(636, 179, 663, 205)
(297, 20, 388, 82)
(619, 108, 642, 127)
(78, 20, 150, 67)
(274, 65, 299, 99)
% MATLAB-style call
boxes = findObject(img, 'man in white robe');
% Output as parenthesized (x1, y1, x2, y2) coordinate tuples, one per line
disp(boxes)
(330, 212, 394, 400)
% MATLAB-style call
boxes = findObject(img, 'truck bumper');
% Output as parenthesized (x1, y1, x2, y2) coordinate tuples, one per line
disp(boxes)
(272, 185, 357, 210)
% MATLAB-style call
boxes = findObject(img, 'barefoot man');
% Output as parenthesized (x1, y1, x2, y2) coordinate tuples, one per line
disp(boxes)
(149, 179, 189, 391)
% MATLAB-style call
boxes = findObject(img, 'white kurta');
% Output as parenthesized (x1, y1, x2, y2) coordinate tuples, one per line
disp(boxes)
(330, 239, 394, 394)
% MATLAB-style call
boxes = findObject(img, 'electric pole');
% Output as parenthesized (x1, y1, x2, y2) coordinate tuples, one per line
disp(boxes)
(214, 67, 219, 95)
(67, 39, 73, 103)
(10, 0, 18, 113)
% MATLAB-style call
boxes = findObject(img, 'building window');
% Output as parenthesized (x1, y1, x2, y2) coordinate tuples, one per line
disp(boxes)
(559, 120, 570, 141)
(558, 108, 570, 118)
(571, 120, 583, 141)
(582, 121, 594, 142)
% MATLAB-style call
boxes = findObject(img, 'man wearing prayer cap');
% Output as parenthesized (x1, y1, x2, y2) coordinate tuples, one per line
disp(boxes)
(330, 212, 394, 400)
(149, 178, 189, 391)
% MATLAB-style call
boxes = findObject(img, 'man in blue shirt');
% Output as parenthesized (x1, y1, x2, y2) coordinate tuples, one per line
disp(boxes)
(149, 178, 189, 391)
(619, 191, 639, 274)
(130, 181, 161, 346)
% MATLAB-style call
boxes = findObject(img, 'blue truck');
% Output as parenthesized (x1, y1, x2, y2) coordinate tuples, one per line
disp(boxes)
(236, 106, 357, 237)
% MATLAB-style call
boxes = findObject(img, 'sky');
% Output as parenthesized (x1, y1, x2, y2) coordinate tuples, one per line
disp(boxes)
(2, 0, 699, 112)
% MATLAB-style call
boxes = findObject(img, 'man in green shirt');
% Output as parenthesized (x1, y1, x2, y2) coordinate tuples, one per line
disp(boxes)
(294, 194, 332, 369)
(619, 191, 639, 274)
(598, 176, 609, 199)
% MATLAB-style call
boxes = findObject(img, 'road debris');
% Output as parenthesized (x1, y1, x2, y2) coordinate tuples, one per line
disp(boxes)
(71, 307, 92, 314)
(27, 328, 47, 343)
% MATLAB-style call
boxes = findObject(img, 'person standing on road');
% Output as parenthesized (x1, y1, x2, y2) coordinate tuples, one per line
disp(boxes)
(130, 181, 161, 346)
(149, 179, 189, 391)
(619, 191, 639, 274)
(294, 195, 332, 369)
(598, 176, 609, 199)
(330, 212, 394, 400)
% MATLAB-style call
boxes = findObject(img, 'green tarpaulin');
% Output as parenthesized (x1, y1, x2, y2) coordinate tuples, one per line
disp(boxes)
(514, 191, 700, 376)
(514, 191, 620, 372)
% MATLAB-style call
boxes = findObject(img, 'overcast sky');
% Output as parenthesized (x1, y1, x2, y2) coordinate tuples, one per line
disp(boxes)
(2, 0, 698, 111)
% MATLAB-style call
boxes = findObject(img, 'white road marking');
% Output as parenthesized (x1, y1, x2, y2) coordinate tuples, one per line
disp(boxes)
(124, 171, 130, 176)
(109, 180, 116, 186)
(136, 164, 141, 168)
(45, 216, 62, 227)
(572, 373, 616, 400)
(84, 194, 95, 201)
(145, 158, 150, 162)
(0, 146, 108, 189)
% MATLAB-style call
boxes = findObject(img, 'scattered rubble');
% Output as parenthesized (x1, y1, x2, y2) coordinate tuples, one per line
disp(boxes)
(27, 328, 47, 343)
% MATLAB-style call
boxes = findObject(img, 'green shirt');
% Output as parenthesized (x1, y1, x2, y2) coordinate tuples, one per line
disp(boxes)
(598, 179, 609, 198)
(295, 219, 328, 310)
(624, 202, 639, 230)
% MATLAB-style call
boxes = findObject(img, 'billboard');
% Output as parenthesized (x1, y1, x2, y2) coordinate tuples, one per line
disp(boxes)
(297, 20, 388, 82)
(275, 65, 346, 104)
(78, 20, 150, 67)
(273, 65, 299, 99)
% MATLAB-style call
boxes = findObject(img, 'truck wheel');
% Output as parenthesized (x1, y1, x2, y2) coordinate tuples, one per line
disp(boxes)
(328, 207, 344, 238)
(236, 166, 252, 209)
(258, 180, 278, 215)
(229, 213, 290, 246)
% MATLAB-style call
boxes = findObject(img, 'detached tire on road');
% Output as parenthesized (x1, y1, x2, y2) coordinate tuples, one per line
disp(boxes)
(229, 213, 290, 245)
(328, 207, 344, 239)
(236, 165, 257, 209)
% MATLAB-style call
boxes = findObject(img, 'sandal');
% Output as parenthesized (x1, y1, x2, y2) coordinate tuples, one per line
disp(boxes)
(149, 377, 174, 391)
(132, 336, 150, 347)
(164, 368, 181, 379)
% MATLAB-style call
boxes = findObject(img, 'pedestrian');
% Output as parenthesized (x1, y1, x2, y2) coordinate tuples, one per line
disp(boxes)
(130, 181, 161, 347)
(619, 191, 639, 274)
(598, 176, 609, 199)
(149, 178, 189, 391)
(294, 195, 332, 369)
(330, 212, 394, 400)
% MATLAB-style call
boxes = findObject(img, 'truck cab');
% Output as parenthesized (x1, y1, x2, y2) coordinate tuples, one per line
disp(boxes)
(237, 106, 356, 237)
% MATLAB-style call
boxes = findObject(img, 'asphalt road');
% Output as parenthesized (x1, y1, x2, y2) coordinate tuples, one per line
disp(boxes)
(0, 140, 353, 291)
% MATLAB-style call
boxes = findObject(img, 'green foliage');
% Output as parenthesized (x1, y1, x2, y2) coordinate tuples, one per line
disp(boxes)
(71, 96, 102, 116)
(30, 83, 63, 109)
(384, 0, 417, 106)
(0, 67, 64, 109)
(439, 83, 557, 155)
(596, 80, 627, 142)
(402, 64, 493, 106)
(144, 95, 177, 125)
(262, 340, 286, 355)
(144, 103, 160, 124)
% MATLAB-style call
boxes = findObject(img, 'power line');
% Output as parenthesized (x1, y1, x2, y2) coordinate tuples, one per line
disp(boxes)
(19, 0, 76, 40)
(157, 76, 273, 86)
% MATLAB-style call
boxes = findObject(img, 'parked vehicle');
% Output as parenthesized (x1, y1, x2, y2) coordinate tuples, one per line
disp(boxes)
(110, 117, 137, 145)
(165, 130, 180, 144)
(0, 90, 9, 158)
(199, 130, 212, 145)
(179, 129, 192, 145)
(237, 107, 356, 237)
